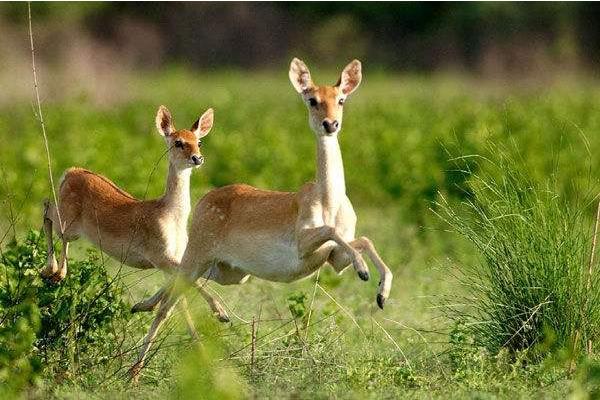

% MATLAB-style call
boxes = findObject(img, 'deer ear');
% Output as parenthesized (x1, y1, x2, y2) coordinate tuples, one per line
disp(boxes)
(191, 108, 214, 139)
(289, 58, 313, 93)
(156, 105, 174, 136)
(336, 59, 362, 95)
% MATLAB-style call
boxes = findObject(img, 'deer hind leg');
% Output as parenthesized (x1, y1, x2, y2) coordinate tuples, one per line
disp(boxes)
(196, 285, 230, 323)
(130, 290, 181, 383)
(131, 287, 165, 313)
(131, 264, 231, 323)
(51, 240, 69, 283)
(328, 236, 393, 309)
(130, 263, 209, 382)
(298, 225, 370, 281)
(192, 262, 252, 323)
(42, 198, 79, 283)
(132, 278, 231, 323)
(179, 296, 199, 340)
(41, 199, 59, 279)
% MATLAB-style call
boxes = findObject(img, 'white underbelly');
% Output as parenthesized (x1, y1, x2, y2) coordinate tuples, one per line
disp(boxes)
(220, 233, 333, 282)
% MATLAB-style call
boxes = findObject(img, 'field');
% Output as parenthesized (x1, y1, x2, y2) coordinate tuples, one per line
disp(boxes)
(1, 69, 599, 399)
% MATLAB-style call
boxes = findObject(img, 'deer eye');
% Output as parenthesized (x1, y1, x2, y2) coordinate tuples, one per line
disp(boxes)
(308, 98, 318, 107)
(198, 141, 202, 147)
(338, 98, 345, 106)
(174, 140, 183, 148)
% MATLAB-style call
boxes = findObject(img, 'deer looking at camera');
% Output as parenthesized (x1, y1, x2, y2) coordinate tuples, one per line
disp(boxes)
(42, 106, 230, 324)
(129, 58, 394, 380)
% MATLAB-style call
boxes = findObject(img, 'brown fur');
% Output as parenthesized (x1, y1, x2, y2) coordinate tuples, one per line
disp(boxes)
(169, 129, 202, 161)
(196, 184, 298, 233)
(309, 86, 342, 122)
(53, 167, 161, 266)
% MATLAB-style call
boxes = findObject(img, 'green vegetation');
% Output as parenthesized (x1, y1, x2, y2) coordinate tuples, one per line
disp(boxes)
(0, 70, 599, 398)
(0, 231, 137, 397)
(436, 149, 599, 359)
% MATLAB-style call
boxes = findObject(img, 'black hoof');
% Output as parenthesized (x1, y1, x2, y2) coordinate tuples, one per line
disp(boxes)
(358, 271, 369, 281)
(42, 274, 60, 285)
(131, 304, 146, 314)
(376, 294, 385, 309)
(217, 314, 231, 323)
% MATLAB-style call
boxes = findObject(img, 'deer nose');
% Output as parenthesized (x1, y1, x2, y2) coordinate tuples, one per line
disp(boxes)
(322, 120, 339, 134)
(191, 155, 204, 166)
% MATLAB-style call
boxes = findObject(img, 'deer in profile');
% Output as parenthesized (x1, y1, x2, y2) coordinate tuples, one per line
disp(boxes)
(129, 59, 394, 380)
(41, 106, 230, 324)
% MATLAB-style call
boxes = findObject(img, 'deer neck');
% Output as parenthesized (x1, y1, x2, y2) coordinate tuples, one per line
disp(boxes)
(315, 135, 346, 211)
(161, 163, 192, 222)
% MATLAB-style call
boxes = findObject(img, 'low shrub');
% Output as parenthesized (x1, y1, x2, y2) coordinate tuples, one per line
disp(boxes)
(0, 230, 133, 395)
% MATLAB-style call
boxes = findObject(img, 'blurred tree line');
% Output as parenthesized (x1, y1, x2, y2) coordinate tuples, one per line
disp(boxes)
(2, 2, 600, 76)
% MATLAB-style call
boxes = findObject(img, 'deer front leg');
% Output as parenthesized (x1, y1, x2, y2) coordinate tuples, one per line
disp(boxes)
(353, 237, 393, 309)
(298, 225, 369, 281)
(139, 273, 199, 340)
(328, 236, 393, 309)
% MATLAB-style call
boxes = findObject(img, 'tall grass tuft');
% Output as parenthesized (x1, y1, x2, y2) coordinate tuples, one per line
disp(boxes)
(435, 149, 600, 361)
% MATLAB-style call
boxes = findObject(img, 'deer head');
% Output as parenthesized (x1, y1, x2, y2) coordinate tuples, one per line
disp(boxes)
(289, 58, 362, 136)
(155, 106, 214, 168)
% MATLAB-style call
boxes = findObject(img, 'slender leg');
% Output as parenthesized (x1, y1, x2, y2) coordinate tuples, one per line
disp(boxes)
(352, 237, 393, 309)
(131, 288, 165, 313)
(41, 200, 59, 279)
(130, 292, 181, 383)
(196, 283, 230, 323)
(132, 270, 230, 323)
(130, 263, 215, 381)
(179, 296, 199, 340)
(298, 225, 370, 281)
(52, 240, 69, 283)
(139, 273, 200, 340)
(328, 236, 393, 309)
(166, 270, 200, 340)
(132, 279, 231, 323)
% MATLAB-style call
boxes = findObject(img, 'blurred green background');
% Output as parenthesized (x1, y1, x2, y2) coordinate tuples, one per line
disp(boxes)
(1, 3, 600, 399)
(2, 2, 598, 72)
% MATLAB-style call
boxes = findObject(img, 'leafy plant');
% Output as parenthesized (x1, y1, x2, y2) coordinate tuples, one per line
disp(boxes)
(0, 230, 134, 393)
(287, 291, 307, 320)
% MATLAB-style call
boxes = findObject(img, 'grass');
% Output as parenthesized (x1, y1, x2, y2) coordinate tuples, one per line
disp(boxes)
(435, 148, 600, 360)
(0, 69, 599, 398)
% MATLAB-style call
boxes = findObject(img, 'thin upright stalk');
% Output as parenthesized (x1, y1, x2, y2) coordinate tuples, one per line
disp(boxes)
(571, 197, 600, 371)
(251, 315, 257, 379)
(28, 3, 63, 234)
(583, 199, 600, 355)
